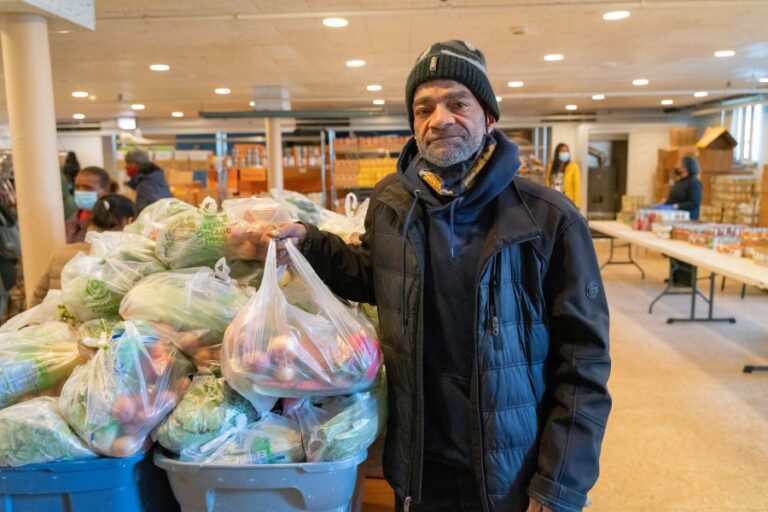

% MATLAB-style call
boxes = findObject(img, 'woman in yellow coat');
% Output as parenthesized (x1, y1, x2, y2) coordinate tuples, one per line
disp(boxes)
(546, 142, 581, 207)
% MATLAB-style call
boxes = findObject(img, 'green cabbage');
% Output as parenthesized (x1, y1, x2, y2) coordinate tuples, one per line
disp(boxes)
(0, 397, 96, 467)
(200, 413, 305, 464)
(155, 374, 258, 458)
(154, 205, 229, 269)
(0, 322, 80, 409)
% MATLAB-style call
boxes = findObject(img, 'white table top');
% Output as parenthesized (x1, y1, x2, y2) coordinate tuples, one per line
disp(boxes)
(589, 220, 768, 290)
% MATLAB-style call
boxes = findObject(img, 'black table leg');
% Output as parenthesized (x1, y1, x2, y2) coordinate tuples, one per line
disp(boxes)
(600, 238, 645, 279)
(666, 271, 736, 324)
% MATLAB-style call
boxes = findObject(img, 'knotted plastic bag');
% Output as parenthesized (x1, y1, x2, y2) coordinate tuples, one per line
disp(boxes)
(119, 258, 251, 368)
(0, 397, 97, 467)
(59, 321, 194, 457)
(60, 232, 166, 322)
(124, 197, 195, 240)
(319, 193, 370, 245)
(0, 322, 81, 408)
(222, 240, 382, 408)
(154, 197, 229, 269)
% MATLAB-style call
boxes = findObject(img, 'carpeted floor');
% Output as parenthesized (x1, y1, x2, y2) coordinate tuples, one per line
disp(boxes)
(362, 241, 768, 511)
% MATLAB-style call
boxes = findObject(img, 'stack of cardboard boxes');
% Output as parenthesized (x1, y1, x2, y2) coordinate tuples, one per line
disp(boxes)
(654, 127, 698, 203)
(695, 127, 740, 205)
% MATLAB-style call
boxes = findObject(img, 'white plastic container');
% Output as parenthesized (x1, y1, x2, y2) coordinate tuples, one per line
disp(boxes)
(154, 450, 366, 512)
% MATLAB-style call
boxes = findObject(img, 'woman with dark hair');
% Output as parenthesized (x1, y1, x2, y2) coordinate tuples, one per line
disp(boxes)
(65, 166, 119, 243)
(546, 142, 581, 207)
(61, 151, 80, 219)
(33, 194, 136, 306)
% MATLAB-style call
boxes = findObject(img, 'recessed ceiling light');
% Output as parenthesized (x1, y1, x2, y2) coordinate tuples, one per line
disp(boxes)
(544, 54, 564, 62)
(71, 91, 88, 98)
(694, 91, 709, 98)
(632, 78, 649, 86)
(72, 113, 85, 120)
(130, 103, 145, 110)
(215, 87, 231, 95)
(760, 77, 768, 83)
(603, 10, 631, 21)
(565, 104, 578, 111)
(661, 99, 674, 105)
(366, 84, 382, 92)
(592, 94, 606, 100)
(322, 17, 349, 28)
(507, 81, 525, 88)
(171, 111, 184, 118)
(714, 50, 735, 58)
(372, 99, 386, 105)
(149, 64, 170, 71)
(249, 101, 256, 107)
(56, 29, 71, 34)
(495, 95, 503, 103)
(346, 59, 366, 68)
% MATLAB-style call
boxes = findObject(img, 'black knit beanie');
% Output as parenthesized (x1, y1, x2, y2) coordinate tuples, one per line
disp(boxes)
(405, 40, 500, 132)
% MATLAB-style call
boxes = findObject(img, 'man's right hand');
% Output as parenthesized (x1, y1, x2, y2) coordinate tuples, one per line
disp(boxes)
(226, 222, 307, 263)
(267, 223, 308, 265)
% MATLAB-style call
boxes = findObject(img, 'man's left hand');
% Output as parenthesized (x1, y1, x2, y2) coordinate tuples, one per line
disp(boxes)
(526, 498, 554, 512)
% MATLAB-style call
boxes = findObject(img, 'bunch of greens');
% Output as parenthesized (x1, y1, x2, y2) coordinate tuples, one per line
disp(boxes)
(154, 199, 229, 269)
(0, 397, 96, 467)
(0, 322, 80, 409)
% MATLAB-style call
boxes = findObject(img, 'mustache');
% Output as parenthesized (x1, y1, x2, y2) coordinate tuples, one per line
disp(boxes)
(426, 128, 468, 143)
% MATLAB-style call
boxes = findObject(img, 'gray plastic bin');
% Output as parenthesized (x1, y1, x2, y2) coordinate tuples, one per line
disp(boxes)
(154, 450, 366, 512)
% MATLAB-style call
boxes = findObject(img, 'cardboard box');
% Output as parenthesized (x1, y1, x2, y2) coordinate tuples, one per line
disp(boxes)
(658, 146, 697, 170)
(698, 149, 733, 173)
(697, 126, 738, 151)
(762, 165, 768, 193)
(654, 183, 671, 203)
(670, 127, 698, 147)
(759, 193, 768, 227)
(240, 167, 266, 181)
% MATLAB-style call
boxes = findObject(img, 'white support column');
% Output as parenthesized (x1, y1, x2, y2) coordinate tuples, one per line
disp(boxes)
(1, 13, 65, 305)
(265, 118, 284, 191)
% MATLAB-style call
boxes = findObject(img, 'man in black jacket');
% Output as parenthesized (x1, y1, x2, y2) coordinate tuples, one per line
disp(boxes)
(238, 41, 611, 512)
(124, 149, 173, 213)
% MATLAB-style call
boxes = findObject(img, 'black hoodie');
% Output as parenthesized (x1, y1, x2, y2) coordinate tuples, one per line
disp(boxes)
(398, 129, 520, 467)
(127, 162, 173, 214)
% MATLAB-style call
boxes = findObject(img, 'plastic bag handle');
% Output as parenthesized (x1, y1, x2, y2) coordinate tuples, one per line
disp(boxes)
(344, 193, 359, 218)
(200, 196, 218, 213)
(214, 257, 232, 283)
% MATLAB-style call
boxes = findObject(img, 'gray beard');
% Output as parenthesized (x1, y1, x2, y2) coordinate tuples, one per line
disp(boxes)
(415, 126, 486, 168)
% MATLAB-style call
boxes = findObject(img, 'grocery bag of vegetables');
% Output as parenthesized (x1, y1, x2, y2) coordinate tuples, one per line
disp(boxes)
(154, 197, 230, 269)
(154, 373, 265, 460)
(0, 289, 63, 332)
(318, 193, 370, 245)
(0, 322, 81, 408)
(223, 196, 293, 264)
(124, 197, 195, 240)
(284, 372, 387, 462)
(0, 397, 97, 466)
(270, 189, 324, 225)
(59, 321, 195, 457)
(189, 412, 304, 464)
(61, 232, 166, 322)
(76, 318, 119, 361)
(120, 258, 251, 367)
(222, 240, 382, 407)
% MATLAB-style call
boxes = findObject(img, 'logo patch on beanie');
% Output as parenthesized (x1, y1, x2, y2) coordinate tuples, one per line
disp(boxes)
(429, 56, 438, 73)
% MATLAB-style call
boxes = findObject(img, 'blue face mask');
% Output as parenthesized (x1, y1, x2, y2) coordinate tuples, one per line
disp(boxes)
(74, 191, 98, 211)
(559, 152, 571, 163)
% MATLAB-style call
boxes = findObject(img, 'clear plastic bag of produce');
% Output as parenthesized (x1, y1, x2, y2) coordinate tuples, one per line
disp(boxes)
(154, 197, 230, 269)
(284, 372, 386, 462)
(223, 196, 293, 263)
(187, 412, 304, 464)
(0, 397, 97, 467)
(120, 258, 251, 368)
(319, 193, 370, 245)
(154, 373, 263, 460)
(59, 321, 195, 457)
(60, 232, 166, 322)
(222, 240, 382, 408)
(270, 189, 324, 225)
(124, 198, 195, 240)
(76, 318, 119, 361)
(0, 290, 63, 332)
(0, 322, 81, 408)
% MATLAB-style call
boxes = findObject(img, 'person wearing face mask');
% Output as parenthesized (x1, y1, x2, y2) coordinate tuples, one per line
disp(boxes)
(65, 166, 117, 243)
(124, 149, 173, 214)
(34, 194, 135, 306)
(545, 143, 581, 207)
(234, 40, 611, 512)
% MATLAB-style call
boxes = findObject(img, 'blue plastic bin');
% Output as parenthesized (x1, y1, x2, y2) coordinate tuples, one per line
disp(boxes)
(0, 450, 180, 512)
(155, 449, 367, 512)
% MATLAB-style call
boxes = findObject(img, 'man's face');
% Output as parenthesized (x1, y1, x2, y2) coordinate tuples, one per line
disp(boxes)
(75, 172, 106, 196)
(412, 80, 493, 168)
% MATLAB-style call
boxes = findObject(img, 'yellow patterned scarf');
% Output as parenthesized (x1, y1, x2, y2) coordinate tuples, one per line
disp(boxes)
(418, 140, 497, 197)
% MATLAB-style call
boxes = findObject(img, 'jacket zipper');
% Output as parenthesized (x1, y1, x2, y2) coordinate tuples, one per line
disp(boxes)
(473, 235, 539, 512)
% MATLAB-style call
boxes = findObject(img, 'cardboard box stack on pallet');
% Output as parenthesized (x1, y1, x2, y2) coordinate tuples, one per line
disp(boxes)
(695, 127, 739, 205)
